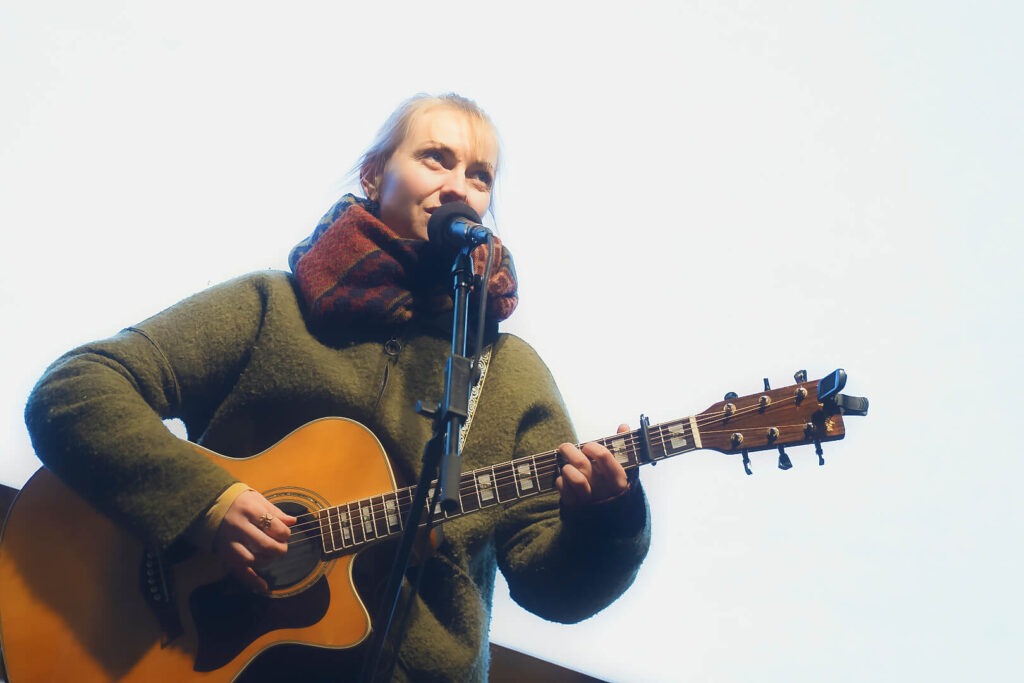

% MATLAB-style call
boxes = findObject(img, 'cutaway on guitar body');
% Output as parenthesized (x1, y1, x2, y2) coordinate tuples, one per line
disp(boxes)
(0, 417, 397, 682)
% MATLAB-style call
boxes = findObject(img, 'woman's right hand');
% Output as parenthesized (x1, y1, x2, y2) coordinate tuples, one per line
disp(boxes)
(213, 489, 296, 592)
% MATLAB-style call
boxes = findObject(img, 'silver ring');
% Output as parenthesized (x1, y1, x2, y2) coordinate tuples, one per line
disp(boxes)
(257, 512, 274, 531)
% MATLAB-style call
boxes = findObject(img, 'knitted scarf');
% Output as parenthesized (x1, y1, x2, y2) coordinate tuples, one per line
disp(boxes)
(289, 195, 518, 332)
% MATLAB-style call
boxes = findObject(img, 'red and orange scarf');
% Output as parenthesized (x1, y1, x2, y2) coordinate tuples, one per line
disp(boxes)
(289, 195, 518, 331)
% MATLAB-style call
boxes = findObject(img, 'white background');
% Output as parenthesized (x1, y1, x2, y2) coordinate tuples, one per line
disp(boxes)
(2, 2, 1021, 681)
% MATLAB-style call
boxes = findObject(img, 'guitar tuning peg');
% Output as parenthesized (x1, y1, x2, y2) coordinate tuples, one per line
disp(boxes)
(777, 446, 793, 470)
(794, 369, 808, 383)
(742, 450, 752, 476)
(763, 378, 771, 390)
(814, 440, 825, 466)
(724, 391, 738, 400)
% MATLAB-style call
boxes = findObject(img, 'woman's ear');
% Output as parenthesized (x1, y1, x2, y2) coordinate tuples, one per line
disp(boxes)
(360, 168, 379, 202)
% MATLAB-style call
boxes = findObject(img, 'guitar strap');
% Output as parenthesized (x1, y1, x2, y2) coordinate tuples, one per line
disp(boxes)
(458, 346, 492, 452)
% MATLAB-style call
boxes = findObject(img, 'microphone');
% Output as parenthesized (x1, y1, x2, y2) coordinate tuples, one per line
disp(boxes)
(427, 202, 491, 251)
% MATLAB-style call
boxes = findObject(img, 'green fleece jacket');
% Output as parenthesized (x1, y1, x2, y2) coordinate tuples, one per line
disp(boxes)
(25, 271, 650, 681)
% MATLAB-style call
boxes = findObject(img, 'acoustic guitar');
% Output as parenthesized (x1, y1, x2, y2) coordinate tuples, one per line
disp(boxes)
(0, 369, 866, 682)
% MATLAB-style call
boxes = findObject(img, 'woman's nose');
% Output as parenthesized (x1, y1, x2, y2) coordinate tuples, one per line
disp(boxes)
(438, 170, 468, 202)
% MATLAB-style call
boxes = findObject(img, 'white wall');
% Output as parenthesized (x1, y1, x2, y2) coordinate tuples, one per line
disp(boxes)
(2, 2, 1020, 680)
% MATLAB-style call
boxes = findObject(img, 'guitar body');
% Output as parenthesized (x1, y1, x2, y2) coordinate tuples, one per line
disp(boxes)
(0, 417, 397, 682)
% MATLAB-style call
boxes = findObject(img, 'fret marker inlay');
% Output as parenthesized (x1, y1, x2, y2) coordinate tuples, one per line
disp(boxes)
(340, 511, 352, 542)
(517, 463, 535, 490)
(385, 498, 399, 529)
(609, 437, 629, 465)
(360, 505, 372, 536)
(477, 473, 495, 502)
(668, 424, 689, 450)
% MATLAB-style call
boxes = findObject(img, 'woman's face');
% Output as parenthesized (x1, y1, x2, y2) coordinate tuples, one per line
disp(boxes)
(366, 107, 497, 240)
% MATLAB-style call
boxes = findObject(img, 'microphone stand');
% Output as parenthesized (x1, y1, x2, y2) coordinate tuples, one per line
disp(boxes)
(358, 245, 477, 683)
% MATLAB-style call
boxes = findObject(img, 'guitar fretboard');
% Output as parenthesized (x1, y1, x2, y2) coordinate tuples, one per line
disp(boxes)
(316, 415, 702, 555)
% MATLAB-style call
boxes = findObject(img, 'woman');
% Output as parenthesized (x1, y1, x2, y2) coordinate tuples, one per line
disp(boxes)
(24, 93, 650, 681)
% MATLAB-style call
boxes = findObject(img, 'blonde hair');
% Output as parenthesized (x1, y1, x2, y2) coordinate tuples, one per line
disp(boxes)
(357, 93, 501, 214)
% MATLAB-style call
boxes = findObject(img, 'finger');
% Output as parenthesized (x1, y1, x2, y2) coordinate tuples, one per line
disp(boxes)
(556, 463, 592, 507)
(580, 440, 610, 462)
(578, 439, 629, 501)
(261, 516, 293, 544)
(234, 566, 269, 593)
(226, 539, 258, 568)
(234, 490, 296, 526)
(251, 511, 292, 544)
(557, 443, 591, 477)
(248, 497, 296, 537)
(269, 504, 298, 526)
(277, 510, 298, 526)
(556, 443, 591, 504)
(559, 462, 591, 491)
(247, 526, 289, 559)
(580, 442, 621, 478)
(223, 517, 287, 563)
(581, 444, 622, 473)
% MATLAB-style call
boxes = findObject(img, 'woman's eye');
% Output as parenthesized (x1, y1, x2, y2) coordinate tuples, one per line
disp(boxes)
(421, 149, 445, 164)
(471, 171, 493, 189)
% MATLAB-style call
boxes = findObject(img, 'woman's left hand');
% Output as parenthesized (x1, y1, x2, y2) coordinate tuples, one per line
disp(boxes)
(555, 424, 631, 509)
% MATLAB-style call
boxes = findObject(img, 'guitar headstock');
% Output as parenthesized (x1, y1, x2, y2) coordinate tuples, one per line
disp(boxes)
(696, 369, 868, 472)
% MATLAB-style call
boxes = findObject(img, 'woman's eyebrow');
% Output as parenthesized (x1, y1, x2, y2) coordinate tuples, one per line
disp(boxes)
(420, 139, 450, 151)
(419, 140, 494, 173)
(476, 160, 495, 174)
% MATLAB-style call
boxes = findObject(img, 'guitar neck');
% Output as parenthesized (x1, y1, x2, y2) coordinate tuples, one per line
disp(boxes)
(315, 415, 701, 557)
(316, 375, 852, 556)
(444, 413, 701, 514)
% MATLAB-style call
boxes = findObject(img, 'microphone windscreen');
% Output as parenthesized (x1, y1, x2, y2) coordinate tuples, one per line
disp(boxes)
(428, 202, 482, 247)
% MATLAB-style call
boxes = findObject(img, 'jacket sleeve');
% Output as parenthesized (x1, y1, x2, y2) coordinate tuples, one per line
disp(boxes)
(488, 337, 651, 624)
(23, 273, 279, 550)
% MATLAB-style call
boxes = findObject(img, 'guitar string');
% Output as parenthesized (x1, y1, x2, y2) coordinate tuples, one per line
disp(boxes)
(276, 391, 813, 541)
(275, 393, 816, 546)
(312, 390, 810, 528)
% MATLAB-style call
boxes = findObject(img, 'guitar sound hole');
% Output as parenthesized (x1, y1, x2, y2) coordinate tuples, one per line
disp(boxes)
(256, 501, 320, 591)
